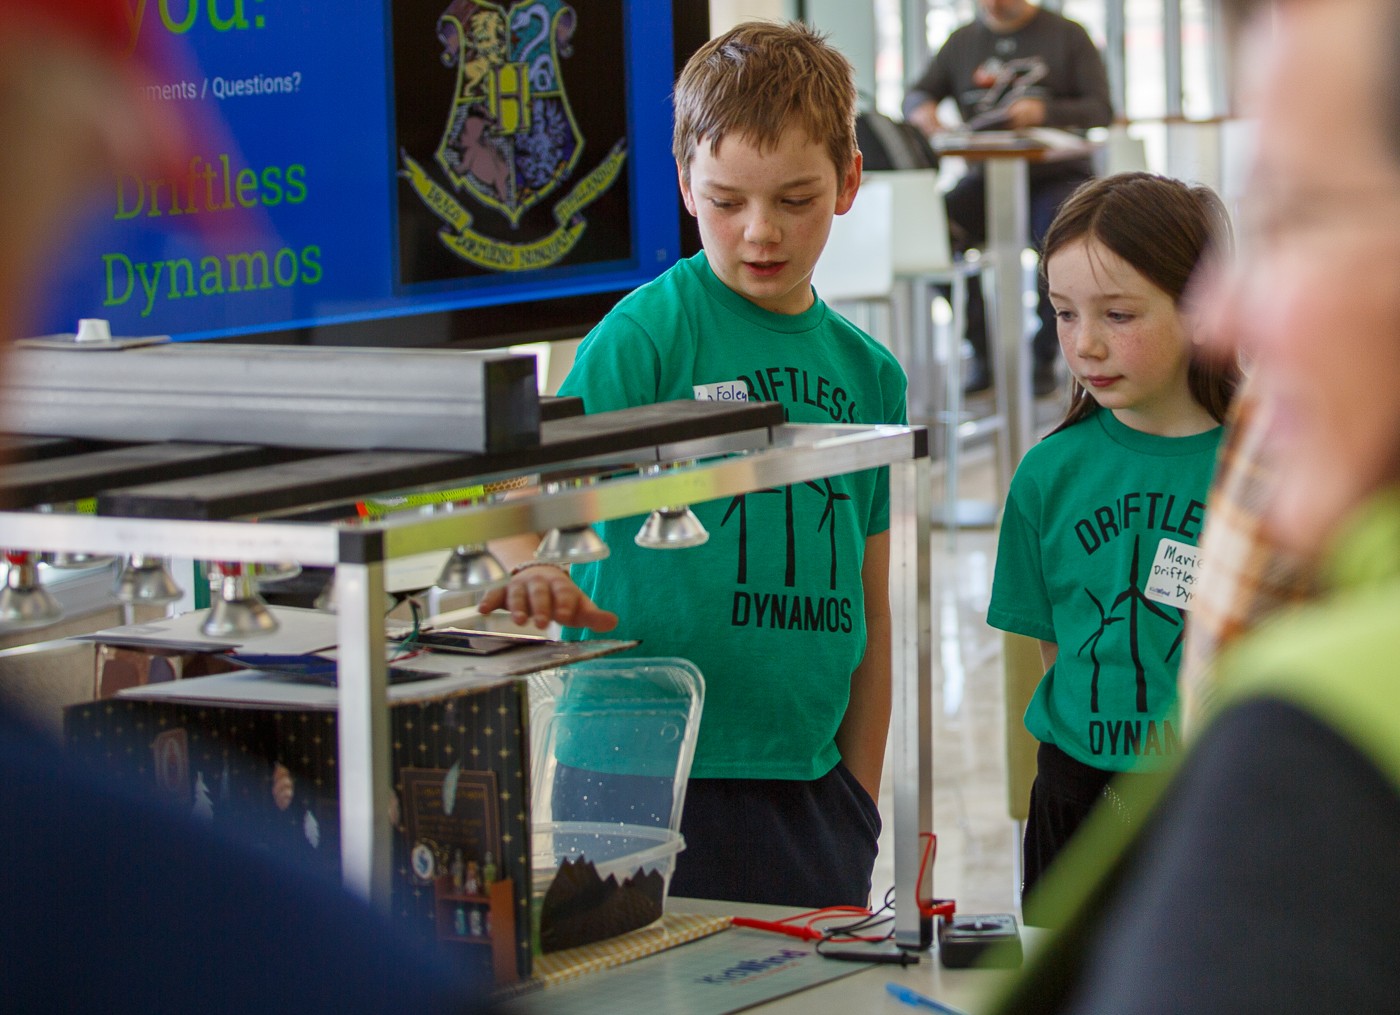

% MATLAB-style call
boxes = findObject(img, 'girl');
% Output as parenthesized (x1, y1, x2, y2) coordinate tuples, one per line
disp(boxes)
(986, 172, 1241, 904)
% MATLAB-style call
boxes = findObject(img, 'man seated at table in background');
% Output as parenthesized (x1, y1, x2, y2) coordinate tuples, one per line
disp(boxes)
(902, 0, 1111, 396)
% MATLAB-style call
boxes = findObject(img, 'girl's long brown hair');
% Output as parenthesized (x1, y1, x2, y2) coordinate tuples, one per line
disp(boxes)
(1041, 171, 1241, 436)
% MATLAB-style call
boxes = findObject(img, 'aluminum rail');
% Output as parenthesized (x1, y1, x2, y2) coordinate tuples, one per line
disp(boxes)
(890, 442, 934, 948)
(359, 423, 928, 558)
(2, 344, 539, 454)
(0, 421, 934, 938)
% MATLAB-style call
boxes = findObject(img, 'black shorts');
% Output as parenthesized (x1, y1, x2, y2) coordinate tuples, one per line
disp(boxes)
(669, 763, 882, 909)
(1023, 741, 1147, 907)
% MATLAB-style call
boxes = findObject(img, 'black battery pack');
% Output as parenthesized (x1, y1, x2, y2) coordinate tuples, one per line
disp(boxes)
(937, 913, 1023, 968)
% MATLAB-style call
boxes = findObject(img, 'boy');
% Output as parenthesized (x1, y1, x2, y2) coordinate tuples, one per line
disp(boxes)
(481, 20, 908, 908)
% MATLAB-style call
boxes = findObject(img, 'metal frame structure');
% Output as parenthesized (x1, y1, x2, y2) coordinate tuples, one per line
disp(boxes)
(0, 420, 935, 947)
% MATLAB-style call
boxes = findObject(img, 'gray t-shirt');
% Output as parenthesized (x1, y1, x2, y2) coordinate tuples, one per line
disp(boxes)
(903, 8, 1112, 133)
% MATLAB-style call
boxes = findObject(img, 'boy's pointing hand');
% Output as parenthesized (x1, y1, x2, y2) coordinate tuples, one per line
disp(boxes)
(477, 564, 619, 633)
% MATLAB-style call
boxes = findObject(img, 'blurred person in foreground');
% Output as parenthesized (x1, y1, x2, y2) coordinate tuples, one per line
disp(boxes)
(1174, 372, 1317, 736)
(988, 0, 1400, 1009)
(0, 2, 488, 1010)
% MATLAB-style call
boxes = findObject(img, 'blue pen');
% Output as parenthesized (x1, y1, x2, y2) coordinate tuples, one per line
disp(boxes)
(885, 981, 972, 1015)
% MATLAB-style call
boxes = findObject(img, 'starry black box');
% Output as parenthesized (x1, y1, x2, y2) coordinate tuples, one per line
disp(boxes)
(62, 672, 532, 986)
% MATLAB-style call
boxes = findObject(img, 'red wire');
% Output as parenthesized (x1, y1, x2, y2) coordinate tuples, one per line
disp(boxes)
(916, 832, 957, 920)
(731, 831, 954, 944)
(917, 831, 936, 904)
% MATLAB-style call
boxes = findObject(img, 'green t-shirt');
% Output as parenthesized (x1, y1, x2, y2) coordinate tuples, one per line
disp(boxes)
(557, 251, 908, 780)
(988, 408, 1222, 772)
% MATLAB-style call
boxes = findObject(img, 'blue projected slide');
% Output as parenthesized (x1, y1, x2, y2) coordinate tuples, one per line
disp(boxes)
(36, 0, 682, 343)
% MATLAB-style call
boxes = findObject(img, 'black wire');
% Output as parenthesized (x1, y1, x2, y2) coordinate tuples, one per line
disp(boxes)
(814, 930, 918, 965)
(825, 911, 894, 940)
(812, 887, 917, 963)
(813, 887, 899, 947)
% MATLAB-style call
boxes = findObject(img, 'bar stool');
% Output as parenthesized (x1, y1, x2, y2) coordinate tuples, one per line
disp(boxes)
(872, 169, 1003, 534)
(811, 176, 896, 341)
(816, 171, 1003, 535)
(1096, 124, 1150, 175)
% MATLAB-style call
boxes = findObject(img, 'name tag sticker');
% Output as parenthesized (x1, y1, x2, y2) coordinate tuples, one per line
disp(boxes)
(693, 380, 749, 402)
(1144, 537, 1202, 611)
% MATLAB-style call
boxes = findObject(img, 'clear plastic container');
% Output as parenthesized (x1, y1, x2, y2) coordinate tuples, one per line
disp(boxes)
(525, 659, 702, 951)
(526, 658, 703, 833)
(530, 820, 686, 952)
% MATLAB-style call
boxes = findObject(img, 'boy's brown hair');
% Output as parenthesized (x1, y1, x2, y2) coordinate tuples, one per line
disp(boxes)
(672, 20, 858, 184)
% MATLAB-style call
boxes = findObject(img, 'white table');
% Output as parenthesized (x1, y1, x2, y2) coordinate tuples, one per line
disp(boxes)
(517, 897, 1038, 1014)
(689, 898, 1037, 1013)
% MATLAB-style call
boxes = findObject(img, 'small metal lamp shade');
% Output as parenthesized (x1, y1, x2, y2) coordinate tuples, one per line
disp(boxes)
(44, 550, 116, 569)
(0, 551, 64, 631)
(436, 545, 510, 591)
(252, 561, 302, 585)
(114, 555, 183, 605)
(534, 525, 610, 565)
(635, 506, 710, 549)
(202, 566, 279, 639)
(532, 476, 611, 565)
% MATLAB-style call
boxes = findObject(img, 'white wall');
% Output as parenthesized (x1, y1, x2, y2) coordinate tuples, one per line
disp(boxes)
(802, 0, 877, 101)
(708, 0, 788, 35)
(707, 1, 876, 104)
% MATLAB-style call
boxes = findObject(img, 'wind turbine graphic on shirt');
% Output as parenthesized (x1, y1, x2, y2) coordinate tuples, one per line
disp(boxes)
(1077, 587, 1124, 714)
(807, 478, 852, 591)
(1110, 535, 1179, 713)
(722, 481, 853, 589)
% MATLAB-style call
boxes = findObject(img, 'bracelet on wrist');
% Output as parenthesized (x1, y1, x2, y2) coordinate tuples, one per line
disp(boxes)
(510, 560, 568, 576)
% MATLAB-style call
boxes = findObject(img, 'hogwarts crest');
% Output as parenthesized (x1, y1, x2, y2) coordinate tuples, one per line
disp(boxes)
(399, 0, 627, 271)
